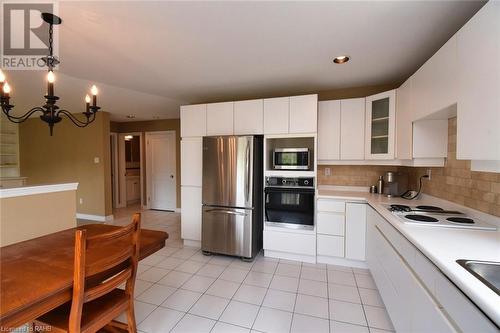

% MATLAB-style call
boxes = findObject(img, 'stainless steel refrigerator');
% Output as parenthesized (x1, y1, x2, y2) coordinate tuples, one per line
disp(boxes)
(202, 135, 263, 259)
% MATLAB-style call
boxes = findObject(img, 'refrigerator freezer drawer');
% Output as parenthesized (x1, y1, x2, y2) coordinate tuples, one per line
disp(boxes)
(202, 206, 253, 258)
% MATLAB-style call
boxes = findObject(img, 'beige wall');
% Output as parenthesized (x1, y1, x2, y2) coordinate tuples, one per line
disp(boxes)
(110, 119, 181, 207)
(318, 118, 500, 217)
(0, 190, 76, 246)
(19, 112, 112, 217)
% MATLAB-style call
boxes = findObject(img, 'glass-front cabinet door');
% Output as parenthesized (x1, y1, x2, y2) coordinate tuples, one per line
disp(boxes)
(365, 90, 396, 159)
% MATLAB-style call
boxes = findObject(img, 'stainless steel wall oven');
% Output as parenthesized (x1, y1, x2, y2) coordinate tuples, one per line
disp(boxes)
(264, 177, 315, 230)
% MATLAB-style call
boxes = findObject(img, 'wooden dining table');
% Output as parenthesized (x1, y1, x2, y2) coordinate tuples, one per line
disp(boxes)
(0, 224, 168, 329)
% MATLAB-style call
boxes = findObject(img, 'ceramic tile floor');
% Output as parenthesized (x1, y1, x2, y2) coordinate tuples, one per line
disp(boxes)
(105, 207, 395, 333)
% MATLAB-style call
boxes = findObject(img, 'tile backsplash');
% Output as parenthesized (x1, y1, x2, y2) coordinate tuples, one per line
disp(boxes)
(318, 118, 500, 217)
(318, 165, 402, 188)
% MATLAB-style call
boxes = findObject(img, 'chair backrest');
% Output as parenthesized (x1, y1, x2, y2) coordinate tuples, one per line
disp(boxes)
(68, 213, 141, 332)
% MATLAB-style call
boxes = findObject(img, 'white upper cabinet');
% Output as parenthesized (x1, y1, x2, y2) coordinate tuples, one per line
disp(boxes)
(456, 1, 500, 161)
(318, 100, 341, 161)
(180, 104, 207, 138)
(206, 102, 234, 136)
(340, 98, 365, 160)
(426, 36, 457, 115)
(263, 97, 289, 135)
(365, 90, 396, 160)
(289, 94, 318, 133)
(234, 99, 263, 135)
(396, 78, 413, 160)
(181, 138, 203, 187)
(412, 37, 457, 121)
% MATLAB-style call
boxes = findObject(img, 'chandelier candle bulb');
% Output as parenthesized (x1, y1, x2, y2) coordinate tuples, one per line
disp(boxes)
(85, 94, 91, 112)
(0, 70, 5, 97)
(47, 71, 55, 96)
(91, 85, 98, 107)
(3, 82, 11, 98)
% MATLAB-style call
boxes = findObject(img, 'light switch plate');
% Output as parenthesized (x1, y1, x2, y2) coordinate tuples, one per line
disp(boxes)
(94, 157, 100, 164)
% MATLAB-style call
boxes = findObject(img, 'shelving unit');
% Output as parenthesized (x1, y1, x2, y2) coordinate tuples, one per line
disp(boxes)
(0, 113, 23, 184)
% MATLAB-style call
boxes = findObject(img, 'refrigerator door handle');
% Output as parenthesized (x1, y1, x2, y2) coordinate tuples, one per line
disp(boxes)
(245, 142, 250, 201)
(205, 208, 248, 217)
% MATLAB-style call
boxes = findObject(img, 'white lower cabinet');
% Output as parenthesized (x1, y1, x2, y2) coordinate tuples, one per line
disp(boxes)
(316, 199, 366, 264)
(366, 206, 497, 333)
(345, 203, 366, 261)
(317, 234, 344, 257)
(263, 228, 316, 262)
(181, 186, 202, 243)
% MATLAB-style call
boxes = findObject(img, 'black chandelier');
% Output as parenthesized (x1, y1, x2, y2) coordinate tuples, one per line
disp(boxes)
(0, 13, 100, 136)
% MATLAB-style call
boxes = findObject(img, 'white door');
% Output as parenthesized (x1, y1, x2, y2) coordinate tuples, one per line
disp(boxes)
(147, 131, 177, 210)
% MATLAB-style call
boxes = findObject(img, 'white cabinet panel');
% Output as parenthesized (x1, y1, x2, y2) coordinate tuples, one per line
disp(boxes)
(264, 230, 316, 256)
(457, 1, 500, 160)
(435, 269, 498, 333)
(180, 104, 206, 137)
(181, 137, 202, 187)
(289, 94, 318, 133)
(396, 78, 413, 160)
(317, 234, 344, 257)
(206, 102, 234, 135)
(412, 120, 448, 158)
(365, 90, 396, 160)
(234, 99, 263, 134)
(318, 100, 341, 160)
(263, 97, 289, 134)
(426, 36, 458, 115)
(411, 37, 457, 121)
(345, 203, 366, 261)
(317, 212, 344, 236)
(181, 186, 202, 241)
(340, 98, 365, 160)
(411, 63, 431, 121)
(317, 199, 345, 213)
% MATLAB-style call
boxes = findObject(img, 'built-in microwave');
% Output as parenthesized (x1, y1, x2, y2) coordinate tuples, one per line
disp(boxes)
(273, 148, 310, 170)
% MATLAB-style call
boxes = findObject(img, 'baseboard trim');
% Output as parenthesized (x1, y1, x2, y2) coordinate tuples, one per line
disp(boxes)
(76, 213, 114, 222)
(183, 239, 201, 248)
(316, 255, 368, 269)
(264, 250, 316, 264)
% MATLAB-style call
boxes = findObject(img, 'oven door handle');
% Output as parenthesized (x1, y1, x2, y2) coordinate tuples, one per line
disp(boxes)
(264, 187, 315, 194)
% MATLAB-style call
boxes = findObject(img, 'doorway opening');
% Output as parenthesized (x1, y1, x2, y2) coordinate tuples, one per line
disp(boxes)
(145, 131, 177, 211)
(111, 132, 144, 209)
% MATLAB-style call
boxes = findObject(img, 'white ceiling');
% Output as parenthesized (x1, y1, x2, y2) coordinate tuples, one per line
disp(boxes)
(5, 0, 485, 121)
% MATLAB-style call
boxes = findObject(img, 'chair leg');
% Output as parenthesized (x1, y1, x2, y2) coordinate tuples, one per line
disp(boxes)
(126, 298, 137, 333)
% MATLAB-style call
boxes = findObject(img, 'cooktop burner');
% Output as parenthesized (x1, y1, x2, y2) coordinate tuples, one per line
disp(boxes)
(390, 204, 411, 212)
(446, 217, 475, 224)
(405, 214, 439, 223)
(416, 205, 443, 211)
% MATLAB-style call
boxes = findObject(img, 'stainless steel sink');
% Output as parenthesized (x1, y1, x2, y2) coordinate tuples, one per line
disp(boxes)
(457, 260, 500, 295)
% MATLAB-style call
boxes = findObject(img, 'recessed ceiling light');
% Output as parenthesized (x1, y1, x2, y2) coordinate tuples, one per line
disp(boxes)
(333, 55, 350, 64)
(126, 114, 136, 119)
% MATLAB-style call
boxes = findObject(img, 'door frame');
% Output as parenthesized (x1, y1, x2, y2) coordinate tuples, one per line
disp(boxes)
(110, 132, 120, 208)
(145, 130, 177, 211)
(117, 132, 144, 208)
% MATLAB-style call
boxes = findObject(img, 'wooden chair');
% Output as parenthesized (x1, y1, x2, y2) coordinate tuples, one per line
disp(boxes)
(34, 214, 141, 333)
